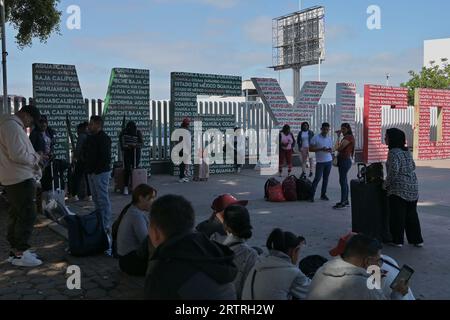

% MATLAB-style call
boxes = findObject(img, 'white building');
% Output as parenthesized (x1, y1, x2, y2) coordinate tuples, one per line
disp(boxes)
(424, 38, 450, 67)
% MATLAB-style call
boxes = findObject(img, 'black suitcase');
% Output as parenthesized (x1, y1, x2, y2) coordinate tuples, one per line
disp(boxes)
(351, 164, 392, 243)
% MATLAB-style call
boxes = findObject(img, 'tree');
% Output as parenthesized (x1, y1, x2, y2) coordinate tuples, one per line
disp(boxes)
(4, 0, 62, 49)
(401, 58, 450, 105)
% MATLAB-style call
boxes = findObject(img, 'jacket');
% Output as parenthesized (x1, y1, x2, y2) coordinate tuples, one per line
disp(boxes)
(297, 130, 314, 149)
(0, 115, 41, 186)
(74, 132, 88, 162)
(223, 234, 258, 300)
(241, 250, 310, 300)
(144, 231, 238, 300)
(29, 127, 56, 156)
(83, 130, 112, 174)
(307, 257, 404, 300)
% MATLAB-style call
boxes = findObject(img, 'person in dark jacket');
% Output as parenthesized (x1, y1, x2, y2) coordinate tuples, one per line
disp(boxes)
(70, 122, 91, 201)
(145, 194, 238, 300)
(84, 116, 113, 254)
(119, 121, 143, 195)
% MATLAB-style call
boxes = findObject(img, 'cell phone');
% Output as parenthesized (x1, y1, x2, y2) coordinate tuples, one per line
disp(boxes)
(390, 264, 414, 289)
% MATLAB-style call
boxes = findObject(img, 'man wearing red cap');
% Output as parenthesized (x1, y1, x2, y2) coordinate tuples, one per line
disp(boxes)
(196, 194, 248, 243)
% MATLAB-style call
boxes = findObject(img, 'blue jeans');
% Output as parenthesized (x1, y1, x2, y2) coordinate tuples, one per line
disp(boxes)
(88, 171, 112, 232)
(338, 158, 352, 204)
(312, 161, 332, 198)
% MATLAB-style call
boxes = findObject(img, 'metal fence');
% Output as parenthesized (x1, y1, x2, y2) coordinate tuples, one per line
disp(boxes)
(2, 96, 438, 162)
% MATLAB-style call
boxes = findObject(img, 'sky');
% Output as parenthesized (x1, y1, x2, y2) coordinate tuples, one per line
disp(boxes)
(4, 0, 450, 102)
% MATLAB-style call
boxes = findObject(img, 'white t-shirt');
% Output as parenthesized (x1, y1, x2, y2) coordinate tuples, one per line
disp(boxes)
(310, 134, 333, 163)
(301, 131, 310, 149)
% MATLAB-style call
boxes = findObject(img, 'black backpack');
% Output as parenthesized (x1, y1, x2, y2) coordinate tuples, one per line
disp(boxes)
(264, 178, 280, 200)
(296, 176, 313, 201)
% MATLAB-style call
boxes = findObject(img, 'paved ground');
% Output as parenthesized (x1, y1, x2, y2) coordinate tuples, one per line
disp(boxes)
(1, 160, 450, 300)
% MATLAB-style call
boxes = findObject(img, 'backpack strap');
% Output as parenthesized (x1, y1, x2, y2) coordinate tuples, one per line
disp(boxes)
(381, 258, 401, 271)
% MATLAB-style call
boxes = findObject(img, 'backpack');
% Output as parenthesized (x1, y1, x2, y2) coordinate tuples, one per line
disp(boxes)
(282, 176, 298, 201)
(364, 163, 384, 184)
(267, 184, 286, 202)
(297, 176, 313, 201)
(64, 210, 110, 257)
(264, 178, 280, 200)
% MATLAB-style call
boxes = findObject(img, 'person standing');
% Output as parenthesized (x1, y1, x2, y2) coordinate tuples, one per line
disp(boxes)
(278, 125, 295, 177)
(178, 118, 190, 183)
(333, 123, 355, 209)
(0, 105, 45, 267)
(297, 122, 314, 178)
(119, 121, 143, 195)
(309, 123, 333, 202)
(84, 116, 113, 254)
(70, 122, 91, 201)
(384, 128, 424, 248)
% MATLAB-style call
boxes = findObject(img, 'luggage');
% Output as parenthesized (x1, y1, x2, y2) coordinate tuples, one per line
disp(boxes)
(360, 162, 384, 184)
(193, 161, 210, 181)
(131, 148, 148, 191)
(264, 178, 280, 200)
(113, 164, 126, 193)
(351, 164, 391, 242)
(296, 176, 313, 201)
(65, 210, 110, 257)
(282, 175, 298, 201)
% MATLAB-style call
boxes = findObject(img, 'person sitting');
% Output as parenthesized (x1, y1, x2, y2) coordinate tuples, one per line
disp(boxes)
(327, 232, 415, 300)
(307, 233, 410, 300)
(145, 195, 237, 300)
(196, 194, 248, 243)
(114, 184, 156, 276)
(222, 205, 258, 299)
(242, 228, 310, 300)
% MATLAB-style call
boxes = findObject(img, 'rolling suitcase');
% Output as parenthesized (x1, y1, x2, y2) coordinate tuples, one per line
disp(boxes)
(131, 148, 147, 191)
(351, 164, 391, 243)
(114, 166, 126, 193)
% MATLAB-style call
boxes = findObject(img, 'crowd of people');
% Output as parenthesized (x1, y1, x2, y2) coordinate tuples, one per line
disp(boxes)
(0, 105, 424, 300)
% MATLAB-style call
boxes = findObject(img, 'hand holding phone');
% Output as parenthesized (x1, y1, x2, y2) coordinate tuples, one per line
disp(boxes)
(390, 265, 414, 295)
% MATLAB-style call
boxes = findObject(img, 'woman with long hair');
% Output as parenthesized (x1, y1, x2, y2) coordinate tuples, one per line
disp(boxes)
(113, 184, 157, 276)
(333, 123, 355, 209)
(297, 122, 315, 178)
(279, 124, 296, 177)
(384, 128, 423, 248)
(242, 228, 310, 300)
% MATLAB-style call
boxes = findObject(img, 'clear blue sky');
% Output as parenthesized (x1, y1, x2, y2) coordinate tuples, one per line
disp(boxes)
(4, 0, 450, 101)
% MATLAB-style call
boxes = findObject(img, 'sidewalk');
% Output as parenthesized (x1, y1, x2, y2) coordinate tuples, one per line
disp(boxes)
(1, 160, 450, 300)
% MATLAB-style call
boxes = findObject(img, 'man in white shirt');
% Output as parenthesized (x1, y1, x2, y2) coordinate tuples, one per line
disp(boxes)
(309, 123, 333, 202)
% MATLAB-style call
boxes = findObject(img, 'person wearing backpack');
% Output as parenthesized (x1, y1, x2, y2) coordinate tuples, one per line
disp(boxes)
(242, 228, 310, 300)
(278, 125, 295, 178)
(114, 184, 157, 276)
(222, 205, 258, 299)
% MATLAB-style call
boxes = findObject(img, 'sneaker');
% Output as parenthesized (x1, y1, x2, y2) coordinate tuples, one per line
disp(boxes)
(342, 201, 350, 207)
(8, 250, 40, 262)
(178, 179, 185, 183)
(182, 178, 189, 183)
(70, 195, 79, 202)
(413, 243, 424, 248)
(333, 203, 346, 210)
(388, 243, 403, 248)
(123, 187, 129, 196)
(11, 251, 43, 267)
(320, 195, 330, 201)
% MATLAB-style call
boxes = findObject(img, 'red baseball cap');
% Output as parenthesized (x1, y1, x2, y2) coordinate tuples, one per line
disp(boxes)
(211, 194, 248, 213)
(329, 232, 358, 257)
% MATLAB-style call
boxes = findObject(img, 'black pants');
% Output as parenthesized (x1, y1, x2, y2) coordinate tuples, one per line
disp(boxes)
(119, 251, 148, 276)
(389, 195, 424, 245)
(179, 163, 186, 179)
(4, 179, 37, 251)
(71, 161, 91, 198)
(124, 149, 141, 186)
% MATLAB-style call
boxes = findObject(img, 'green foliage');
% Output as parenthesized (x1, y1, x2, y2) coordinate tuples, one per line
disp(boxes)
(4, 0, 62, 49)
(401, 58, 450, 105)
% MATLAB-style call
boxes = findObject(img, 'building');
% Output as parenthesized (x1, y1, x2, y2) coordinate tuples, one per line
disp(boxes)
(424, 38, 450, 67)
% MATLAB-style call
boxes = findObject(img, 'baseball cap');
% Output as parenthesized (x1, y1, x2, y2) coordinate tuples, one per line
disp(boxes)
(211, 194, 248, 213)
(20, 105, 41, 125)
(329, 232, 358, 257)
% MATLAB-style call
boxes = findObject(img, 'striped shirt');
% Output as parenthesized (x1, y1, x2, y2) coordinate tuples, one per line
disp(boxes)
(385, 148, 419, 202)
